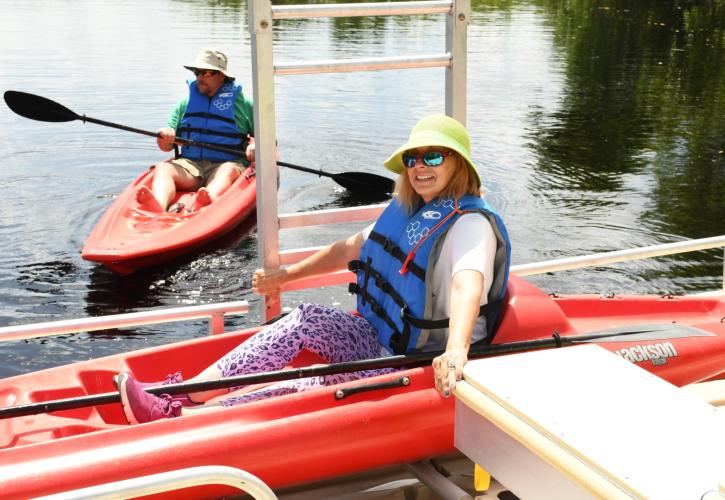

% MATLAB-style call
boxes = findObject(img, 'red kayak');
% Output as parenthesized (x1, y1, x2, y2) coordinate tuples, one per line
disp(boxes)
(0, 275, 723, 498)
(81, 166, 257, 274)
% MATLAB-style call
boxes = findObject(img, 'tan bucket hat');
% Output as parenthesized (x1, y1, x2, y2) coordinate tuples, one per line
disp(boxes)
(184, 48, 234, 79)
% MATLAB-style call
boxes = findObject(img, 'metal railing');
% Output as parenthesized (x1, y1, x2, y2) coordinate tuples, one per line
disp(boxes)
(250, 0, 469, 321)
(276, 204, 725, 294)
(513, 235, 725, 281)
(0, 230, 721, 343)
(35, 465, 276, 500)
(272, 1, 453, 19)
(0, 301, 248, 343)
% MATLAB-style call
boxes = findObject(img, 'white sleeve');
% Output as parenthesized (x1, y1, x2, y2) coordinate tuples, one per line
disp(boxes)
(362, 222, 375, 241)
(446, 214, 497, 287)
(419, 214, 497, 350)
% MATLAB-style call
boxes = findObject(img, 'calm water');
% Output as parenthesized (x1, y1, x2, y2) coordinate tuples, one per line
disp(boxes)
(1, 0, 724, 378)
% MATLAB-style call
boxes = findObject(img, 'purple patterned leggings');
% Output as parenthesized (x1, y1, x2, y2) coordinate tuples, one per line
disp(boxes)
(214, 303, 394, 406)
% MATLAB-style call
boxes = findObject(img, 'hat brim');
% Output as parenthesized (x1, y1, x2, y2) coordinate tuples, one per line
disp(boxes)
(183, 63, 234, 79)
(383, 129, 480, 184)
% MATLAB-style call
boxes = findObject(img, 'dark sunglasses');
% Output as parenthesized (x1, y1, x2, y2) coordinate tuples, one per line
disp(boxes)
(192, 68, 219, 78)
(402, 150, 454, 168)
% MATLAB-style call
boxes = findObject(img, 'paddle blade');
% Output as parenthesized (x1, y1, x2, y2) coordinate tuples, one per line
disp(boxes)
(333, 171, 395, 194)
(4, 91, 79, 122)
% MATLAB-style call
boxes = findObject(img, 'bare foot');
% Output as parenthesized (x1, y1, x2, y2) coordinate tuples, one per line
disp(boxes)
(135, 186, 164, 213)
(193, 187, 212, 211)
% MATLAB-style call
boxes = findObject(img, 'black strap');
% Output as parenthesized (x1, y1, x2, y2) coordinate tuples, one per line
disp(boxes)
(178, 127, 245, 140)
(183, 111, 237, 125)
(368, 231, 426, 281)
(348, 260, 407, 308)
(402, 300, 501, 330)
(348, 282, 405, 353)
(361, 257, 372, 306)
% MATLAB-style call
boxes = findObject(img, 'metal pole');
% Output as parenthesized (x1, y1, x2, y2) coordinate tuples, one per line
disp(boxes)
(249, 0, 281, 321)
(446, 0, 469, 123)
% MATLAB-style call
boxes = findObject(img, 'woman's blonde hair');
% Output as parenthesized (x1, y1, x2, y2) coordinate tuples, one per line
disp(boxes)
(394, 153, 481, 213)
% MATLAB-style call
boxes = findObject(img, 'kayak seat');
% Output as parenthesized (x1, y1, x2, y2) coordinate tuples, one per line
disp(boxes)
(492, 275, 575, 344)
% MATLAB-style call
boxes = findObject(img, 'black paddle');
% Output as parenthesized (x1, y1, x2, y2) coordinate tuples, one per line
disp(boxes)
(277, 160, 395, 194)
(0, 323, 696, 419)
(3, 90, 395, 194)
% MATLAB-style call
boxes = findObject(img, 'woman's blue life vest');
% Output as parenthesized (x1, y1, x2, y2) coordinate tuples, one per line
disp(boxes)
(349, 195, 511, 355)
(178, 81, 246, 162)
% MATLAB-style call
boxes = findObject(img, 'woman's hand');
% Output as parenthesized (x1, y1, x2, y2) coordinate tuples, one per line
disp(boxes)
(432, 346, 469, 397)
(251, 267, 288, 297)
(433, 269, 483, 397)
(157, 127, 176, 152)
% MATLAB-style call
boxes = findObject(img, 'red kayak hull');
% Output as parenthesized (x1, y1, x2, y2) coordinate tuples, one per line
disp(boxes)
(81, 167, 256, 274)
(0, 276, 723, 498)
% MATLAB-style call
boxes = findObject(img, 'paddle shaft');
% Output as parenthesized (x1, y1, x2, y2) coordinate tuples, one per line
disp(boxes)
(276, 160, 337, 179)
(79, 115, 393, 191)
(4, 90, 393, 192)
(0, 329, 653, 420)
(79, 116, 352, 181)
(79, 114, 161, 141)
(81, 113, 244, 157)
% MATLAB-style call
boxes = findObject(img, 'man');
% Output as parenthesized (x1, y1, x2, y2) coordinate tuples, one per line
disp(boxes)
(136, 48, 255, 213)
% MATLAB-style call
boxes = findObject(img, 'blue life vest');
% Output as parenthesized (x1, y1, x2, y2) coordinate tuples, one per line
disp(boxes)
(178, 81, 245, 162)
(349, 195, 511, 355)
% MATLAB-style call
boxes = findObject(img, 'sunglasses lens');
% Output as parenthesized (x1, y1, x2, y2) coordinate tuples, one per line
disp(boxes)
(402, 154, 417, 168)
(423, 151, 444, 166)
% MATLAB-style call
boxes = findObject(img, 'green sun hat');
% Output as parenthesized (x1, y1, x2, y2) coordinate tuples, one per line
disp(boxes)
(383, 114, 480, 186)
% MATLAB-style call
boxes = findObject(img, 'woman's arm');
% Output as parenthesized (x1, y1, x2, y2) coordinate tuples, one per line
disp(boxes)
(432, 269, 484, 396)
(252, 231, 364, 296)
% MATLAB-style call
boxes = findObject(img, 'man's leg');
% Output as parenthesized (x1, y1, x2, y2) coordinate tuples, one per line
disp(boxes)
(206, 162, 243, 198)
(138, 161, 201, 212)
(192, 162, 242, 210)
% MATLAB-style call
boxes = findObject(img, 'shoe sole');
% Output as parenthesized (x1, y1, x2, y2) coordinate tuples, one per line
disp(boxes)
(116, 372, 140, 425)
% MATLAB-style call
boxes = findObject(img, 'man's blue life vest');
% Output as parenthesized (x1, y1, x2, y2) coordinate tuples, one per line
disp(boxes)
(349, 195, 511, 355)
(178, 81, 245, 162)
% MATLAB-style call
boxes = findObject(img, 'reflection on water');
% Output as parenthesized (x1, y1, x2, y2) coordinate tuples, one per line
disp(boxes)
(0, 0, 724, 376)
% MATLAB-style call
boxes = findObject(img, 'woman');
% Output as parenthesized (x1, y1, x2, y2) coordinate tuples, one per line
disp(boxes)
(115, 114, 511, 425)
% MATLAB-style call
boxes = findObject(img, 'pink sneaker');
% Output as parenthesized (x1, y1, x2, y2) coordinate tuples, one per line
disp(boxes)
(116, 372, 182, 424)
(113, 371, 195, 407)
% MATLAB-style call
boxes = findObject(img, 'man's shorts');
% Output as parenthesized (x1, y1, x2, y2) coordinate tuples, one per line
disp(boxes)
(168, 158, 244, 183)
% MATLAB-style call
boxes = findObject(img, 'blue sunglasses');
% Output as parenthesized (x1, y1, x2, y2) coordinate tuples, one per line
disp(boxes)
(402, 150, 454, 168)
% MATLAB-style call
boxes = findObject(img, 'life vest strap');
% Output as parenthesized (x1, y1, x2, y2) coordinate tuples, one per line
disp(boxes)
(368, 231, 426, 282)
(348, 282, 404, 351)
(179, 126, 245, 140)
(402, 300, 501, 330)
(349, 259, 407, 308)
(183, 111, 237, 125)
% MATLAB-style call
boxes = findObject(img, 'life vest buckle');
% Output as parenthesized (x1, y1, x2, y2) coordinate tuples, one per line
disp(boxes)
(382, 238, 395, 252)
(400, 305, 409, 321)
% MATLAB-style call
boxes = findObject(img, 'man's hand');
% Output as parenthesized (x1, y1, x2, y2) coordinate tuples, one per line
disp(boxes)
(245, 135, 255, 162)
(245, 135, 280, 163)
(157, 127, 176, 152)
